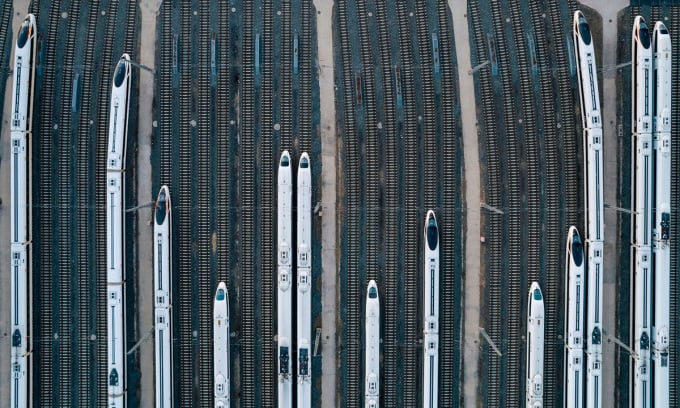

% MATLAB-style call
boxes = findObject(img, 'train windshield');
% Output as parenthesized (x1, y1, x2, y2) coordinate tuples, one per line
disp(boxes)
(155, 192, 167, 224)
(572, 235, 583, 266)
(280, 154, 290, 167)
(639, 22, 651, 49)
(300, 156, 309, 168)
(17, 19, 31, 48)
(114, 60, 128, 87)
(216, 288, 225, 301)
(369, 287, 377, 298)
(533, 288, 542, 301)
(578, 17, 591, 45)
(660, 25, 669, 35)
(427, 217, 438, 250)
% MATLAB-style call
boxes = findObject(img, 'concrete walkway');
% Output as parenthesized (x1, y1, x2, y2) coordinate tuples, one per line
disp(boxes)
(311, 0, 338, 406)
(135, 1, 162, 406)
(448, 0, 482, 406)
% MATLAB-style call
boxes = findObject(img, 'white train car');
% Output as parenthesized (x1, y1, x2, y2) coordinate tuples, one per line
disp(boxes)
(107, 54, 132, 408)
(572, 11, 604, 407)
(297, 153, 312, 407)
(277, 151, 293, 407)
(365, 280, 380, 408)
(564, 227, 585, 408)
(154, 186, 173, 408)
(423, 211, 439, 408)
(526, 282, 544, 408)
(652, 21, 671, 408)
(214, 282, 230, 407)
(631, 16, 653, 408)
(10, 14, 37, 408)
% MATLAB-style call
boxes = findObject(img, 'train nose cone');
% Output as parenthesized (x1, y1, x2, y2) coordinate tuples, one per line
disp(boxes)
(113, 55, 131, 88)
(299, 153, 309, 168)
(215, 282, 226, 301)
(577, 13, 591, 46)
(17, 16, 35, 49)
(155, 187, 168, 224)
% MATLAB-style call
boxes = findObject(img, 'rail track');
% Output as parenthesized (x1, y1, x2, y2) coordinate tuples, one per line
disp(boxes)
(336, 0, 363, 403)
(260, 0, 276, 404)
(434, 0, 463, 404)
(670, 8, 680, 404)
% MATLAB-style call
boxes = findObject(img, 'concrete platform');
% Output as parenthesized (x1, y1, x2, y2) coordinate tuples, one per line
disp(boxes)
(312, 0, 338, 405)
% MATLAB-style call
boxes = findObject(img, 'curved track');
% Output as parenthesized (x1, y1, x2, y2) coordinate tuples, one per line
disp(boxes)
(28, 1, 138, 405)
(468, 0, 580, 405)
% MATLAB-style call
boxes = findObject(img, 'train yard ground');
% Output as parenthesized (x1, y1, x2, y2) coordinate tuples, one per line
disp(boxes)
(0, 0, 679, 407)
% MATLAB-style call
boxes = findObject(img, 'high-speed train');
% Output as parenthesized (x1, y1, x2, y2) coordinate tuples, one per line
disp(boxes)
(423, 211, 439, 408)
(573, 11, 603, 407)
(278, 151, 293, 407)
(652, 21, 671, 407)
(10, 14, 37, 408)
(631, 16, 653, 408)
(365, 280, 380, 408)
(297, 153, 312, 407)
(154, 186, 173, 408)
(107, 54, 132, 408)
(564, 227, 585, 408)
(526, 282, 544, 408)
(214, 282, 230, 407)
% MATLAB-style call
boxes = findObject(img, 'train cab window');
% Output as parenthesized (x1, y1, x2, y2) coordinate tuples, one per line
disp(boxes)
(216, 289, 225, 301)
(639, 24, 651, 49)
(578, 17, 591, 45)
(300, 157, 309, 168)
(369, 287, 378, 298)
(572, 236, 583, 266)
(114, 62, 128, 87)
(17, 20, 30, 49)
